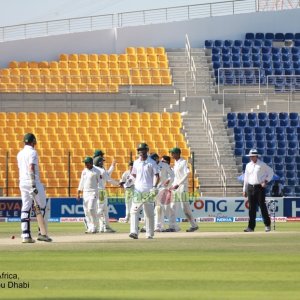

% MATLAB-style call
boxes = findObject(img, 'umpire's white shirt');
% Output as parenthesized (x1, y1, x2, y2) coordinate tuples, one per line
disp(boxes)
(17, 145, 41, 184)
(173, 158, 190, 192)
(78, 167, 101, 192)
(243, 159, 274, 192)
(132, 156, 159, 193)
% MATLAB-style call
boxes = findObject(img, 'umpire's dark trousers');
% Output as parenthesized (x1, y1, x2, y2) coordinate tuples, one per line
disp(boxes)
(247, 184, 271, 230)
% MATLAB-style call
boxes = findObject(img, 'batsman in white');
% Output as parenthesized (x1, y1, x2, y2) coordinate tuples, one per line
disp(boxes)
(119, 161, 135, 223)
(77, 156, 101, 233)
(150, 154, 174, 232)
(93, 156, 119, 233)
(129, 143, 160, 239)
(169, 147, 199, 232)
(17, 133, 52, 243)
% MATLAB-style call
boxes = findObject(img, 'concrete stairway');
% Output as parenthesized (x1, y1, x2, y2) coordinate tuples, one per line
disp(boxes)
(165, 47, 242, 196)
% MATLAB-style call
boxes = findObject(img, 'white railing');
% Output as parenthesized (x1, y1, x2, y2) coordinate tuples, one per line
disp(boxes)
(217, 67, 261, 94)
(1, 0, 298, 42)
(202, 98, 228, 193)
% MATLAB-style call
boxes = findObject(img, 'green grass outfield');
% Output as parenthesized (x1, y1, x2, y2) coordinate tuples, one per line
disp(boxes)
(0, 222, 299, 300)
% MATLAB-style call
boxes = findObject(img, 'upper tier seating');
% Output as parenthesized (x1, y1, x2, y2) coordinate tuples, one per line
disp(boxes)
(0, 47, 172, 93)
(205, 33, 300, 91)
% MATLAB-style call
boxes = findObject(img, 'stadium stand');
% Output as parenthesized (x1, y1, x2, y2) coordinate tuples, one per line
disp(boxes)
(0, 47, 172, 93)
(229, 112, 300, 196)
(0, 112, 197, 197)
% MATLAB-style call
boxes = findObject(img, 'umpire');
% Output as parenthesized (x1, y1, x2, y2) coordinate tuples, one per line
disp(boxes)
(243, 149, 274, 232)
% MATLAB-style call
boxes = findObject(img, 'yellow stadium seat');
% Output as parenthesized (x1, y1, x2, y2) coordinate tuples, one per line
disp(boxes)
(155, 47, 166, 55)
(69, 54, 78, 62)
(87, 54, 97, 62)
(0, 68, 10, 76)
(118, 54, 127, 61)
(38, 61, 49, 68)
(8, 61, 18, 68)
(1, 76, 10, 83)
(58, 61, 68, 68)
(19, 61, 29, 68)
(109, 61, 118, 69)
(158, 61, 168, 68)
(49, 61, 59, 68)
(59, 54, 68, 61)
(126, 47, 136, 55)
(128, 61, 138, 69)
(98, 83, 108, 92)
(99, 54, 108, 62)
(138, 61, 148, 69)
(7, 83, 18, 92)
(28, 61, 38, 68)
(171, 112, 181, 120)
(118, 61, 128, 69)
(137, 54, 147, 63)
(10, 76, 20, 84)
(59, 68, 70, 76)
(161, 77, 172, 85)
(151, 77, 161, 85)
(88, 61, 98, 69)
(146, 47, 155, 55)
(0, 83, 7, 92)
(78, 54, 88, 62)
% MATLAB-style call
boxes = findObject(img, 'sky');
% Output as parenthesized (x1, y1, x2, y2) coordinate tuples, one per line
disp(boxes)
(0, 0, 217, 27)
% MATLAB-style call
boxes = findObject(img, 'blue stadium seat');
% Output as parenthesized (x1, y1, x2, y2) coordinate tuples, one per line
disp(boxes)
(244, 39, 253, 47)
(286, 171, 296, 180)
(237, 119, 247, 127)
(286, 126, 296, 134)
(244, 133, 253, 141)
(245, 141, 255, 149)
(276, 148, 286, 156)
(264, 40, 272, 47)
(295, 156, 300, 164)
(235, 141, 244, 149)
(280, 119, 289, 127)
(289, 112, 299, 120)
(223, 61, 232, 68)
(222, 47, 231, 55)
(258, 119, 268, 127)
(273, 62, 282, 69)
(234, 40, 243, 47)
(274, 33, 285, 41)
(213, 62, 221, 70)
(241, 46, 251, 54)
(262, 156, 272, 164)
(237, 112, 247, 120)
(265, 133, 275, 141)
(266, 148, 276, 156)
(212, 54, 221, 62)
(224, 40, 233, 47)
(227, 112, 236, 120)
(282, 47, 291, 55)
(285, 156, 295, 164)
(205, 40, 213, 48)
(274, 163, 284, 172)
(265, 126, 275, 134)
(262, 53, 271, 62)
(243, 126, 253, 134)
(286, 178, 297, 186)
(285, 33, 294, 40)
(286, 164, 295, 172)
(272, 54, 281, 63)
(266, 141, 276, 150)
(297, 164, 300, 171)
(232, 46, 241, 54)
(276, 133, 285, 142)
(279, 112, 289, 120)
(272, 47, 281, 55)
(274, 156, 284, 164)
(245, 33, 255, 40)
(254, 39, 263, 47)
(234, 133, 243, 142)
(275, 127, 285, 134)
(292, 54, 300, 62)
(287, 133, 296, 141)
(262, 47, 271, 54)
(269, 119, 278, 127)
(287, 148, 298, 156)
(294, 39, 300, 47)
(255, 127, 265, 134)
(232, 54, 240, 62)
(222, 54, 231, 62)
(282, 53, 291, 62)
(234, 148, 243, 156)
(227, 119, 236, 128)
(288, 141, 298, 149)
(214, 40, 223, 47)
(265, 33, 275, 40)
(255, 33, 264, 40)
(252, 47, 260, 54)
(234, 127, 242, 134)
(295, 186, 300, 196)
(292, 47, 300, 55)
(255, 133, 264, 141)
(277, 140, 286, 149)
(232, 61, 242, 68)
(212, 47, 221, 55)
(242, 156, 250, 164)
(283, 186, 295, 196)
(276, 170, 285, 180)
(248, 119, 257, 127)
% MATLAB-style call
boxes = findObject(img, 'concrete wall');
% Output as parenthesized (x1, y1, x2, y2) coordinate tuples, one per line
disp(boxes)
(0, 8, 300, 67)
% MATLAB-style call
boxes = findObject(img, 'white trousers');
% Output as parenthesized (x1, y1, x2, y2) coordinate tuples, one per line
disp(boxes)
(169, 191, 197, 229)
(83, 191, 98, 232)
(124, 188, 134, 221)
(19, 182, 47, 238)
(130, 191, 155, 237)
(97, 190, 113, 230)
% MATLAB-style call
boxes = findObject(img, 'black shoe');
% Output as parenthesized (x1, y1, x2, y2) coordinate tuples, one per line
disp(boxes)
(140, 228, 146, 233)
(162, 228, 175, 232)
(243, 228, 254, 232)
(186, 226, 199, 232)
(265, 226, 271, 232)
(129, 233, 138, 239)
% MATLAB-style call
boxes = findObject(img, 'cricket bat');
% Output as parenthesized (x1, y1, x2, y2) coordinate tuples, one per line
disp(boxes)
(30, 191, 47, 236)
